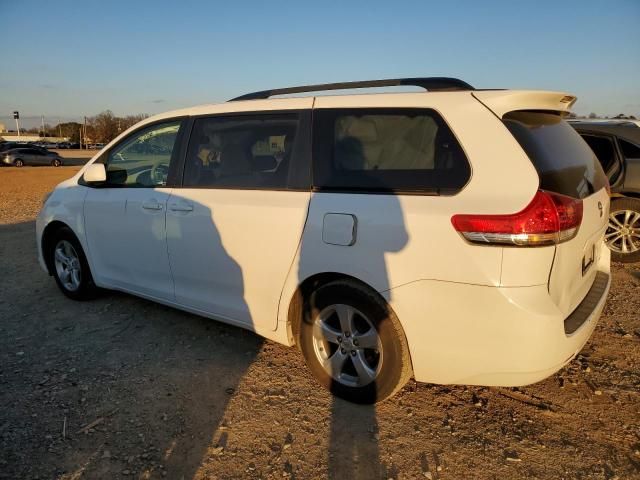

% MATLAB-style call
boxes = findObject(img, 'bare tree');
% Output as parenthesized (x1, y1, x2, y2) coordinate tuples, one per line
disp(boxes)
(85, 111, 149, 143)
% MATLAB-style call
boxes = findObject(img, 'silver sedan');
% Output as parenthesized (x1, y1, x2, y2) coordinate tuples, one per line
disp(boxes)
(1, 147, 64, 167)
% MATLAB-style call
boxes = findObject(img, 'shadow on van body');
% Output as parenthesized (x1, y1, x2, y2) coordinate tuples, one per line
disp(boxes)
(296, 135, 409, 478)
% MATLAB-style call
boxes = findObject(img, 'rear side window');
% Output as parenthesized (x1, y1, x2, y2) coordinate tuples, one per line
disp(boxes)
(183, 113, 300, 190)
(504, 112, 608, 198)
(313, 108, 470, 194)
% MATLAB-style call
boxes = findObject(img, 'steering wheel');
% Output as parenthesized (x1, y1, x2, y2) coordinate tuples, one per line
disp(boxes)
(151, 162, 170, 186)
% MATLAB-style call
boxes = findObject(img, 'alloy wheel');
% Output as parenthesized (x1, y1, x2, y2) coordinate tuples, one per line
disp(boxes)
(605, 209, 640, 254)
(54, 240, 82, 291)
(311, 303, 382, 387)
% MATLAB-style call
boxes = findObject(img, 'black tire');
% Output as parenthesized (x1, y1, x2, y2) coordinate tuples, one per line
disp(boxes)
(13, 158, 24, 167)
(298, 279, 412, 404)
(47, 227, 97, 300)
(607, 197, 640, 263)
(51, 158, 62, 167)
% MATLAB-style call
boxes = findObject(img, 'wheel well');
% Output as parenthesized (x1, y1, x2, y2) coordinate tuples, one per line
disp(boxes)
(41, 221, 71, 274)
(287, 272, 383, 347)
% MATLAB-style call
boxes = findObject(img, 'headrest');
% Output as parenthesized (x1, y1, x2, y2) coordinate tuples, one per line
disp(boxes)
(338, 117, 378, 143)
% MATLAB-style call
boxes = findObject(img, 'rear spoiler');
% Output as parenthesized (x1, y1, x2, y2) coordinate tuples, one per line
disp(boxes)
(472, 90, 577, 118)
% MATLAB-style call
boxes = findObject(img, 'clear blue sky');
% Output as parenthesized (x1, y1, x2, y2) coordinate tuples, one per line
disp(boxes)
(1, 0, 639, 128)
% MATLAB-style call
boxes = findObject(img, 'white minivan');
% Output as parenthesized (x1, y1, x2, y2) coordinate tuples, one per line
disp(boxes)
(37, 78, 611, 403)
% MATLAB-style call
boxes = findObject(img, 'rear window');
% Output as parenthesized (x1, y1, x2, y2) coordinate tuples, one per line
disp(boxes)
(313, 108, 470, 194)
(504, 111, 608, 199)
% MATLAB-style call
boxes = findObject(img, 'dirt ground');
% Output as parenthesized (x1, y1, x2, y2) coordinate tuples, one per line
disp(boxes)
(1, 166, 639, 480)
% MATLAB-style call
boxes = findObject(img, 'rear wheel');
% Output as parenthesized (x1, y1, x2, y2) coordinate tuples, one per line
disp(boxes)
(47, 227, 97, 300)
(298, 279, 412, 404)
(606, 197, 640, 263)
(51, 158, 62, 167)
(13, 158, 24, 167)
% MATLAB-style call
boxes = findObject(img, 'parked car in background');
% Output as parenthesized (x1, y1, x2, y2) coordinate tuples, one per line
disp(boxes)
(2, 146, 64, 167)
(570, 121, 640, 262)
(568, 119, 640, 128)
(88, 143, 105, 150)
(58, 142, 81, 149)
(37, 78, 610, 403)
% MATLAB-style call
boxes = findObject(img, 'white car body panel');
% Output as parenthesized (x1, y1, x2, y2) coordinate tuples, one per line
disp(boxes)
(83, 187, 175, 300)
(36, 179, 89, 272)
(549, 188, 610, 315)
(384, 247, 610, 385)
(166, 189, 310, 331)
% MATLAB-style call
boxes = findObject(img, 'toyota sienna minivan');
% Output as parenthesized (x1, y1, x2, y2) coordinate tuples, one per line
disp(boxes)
(36, 77, 611, 403)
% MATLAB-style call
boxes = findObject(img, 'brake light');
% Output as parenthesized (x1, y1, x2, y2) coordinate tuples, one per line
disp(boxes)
(451, 190, 583, 246)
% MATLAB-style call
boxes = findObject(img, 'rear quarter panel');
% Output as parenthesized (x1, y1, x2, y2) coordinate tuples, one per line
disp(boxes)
(277, 92, 541, 334)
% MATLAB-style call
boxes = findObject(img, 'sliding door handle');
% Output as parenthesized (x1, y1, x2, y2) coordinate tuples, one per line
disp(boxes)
(169, 203, 193, 212)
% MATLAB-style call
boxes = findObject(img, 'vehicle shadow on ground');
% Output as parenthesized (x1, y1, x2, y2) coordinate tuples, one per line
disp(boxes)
(0, 220, 264, 479)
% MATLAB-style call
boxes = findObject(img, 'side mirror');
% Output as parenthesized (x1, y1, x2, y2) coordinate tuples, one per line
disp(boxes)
(84, 163, 107, 183)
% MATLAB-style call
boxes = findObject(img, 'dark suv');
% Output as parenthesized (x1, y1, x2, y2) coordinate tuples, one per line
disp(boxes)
(570, 121, 640, 262)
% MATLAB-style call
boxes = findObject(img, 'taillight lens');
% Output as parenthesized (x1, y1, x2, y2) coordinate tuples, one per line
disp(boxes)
(451, 190, 583, 246)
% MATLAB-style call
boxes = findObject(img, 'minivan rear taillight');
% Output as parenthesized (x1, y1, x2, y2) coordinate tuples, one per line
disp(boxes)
(451, 190, 583, 246)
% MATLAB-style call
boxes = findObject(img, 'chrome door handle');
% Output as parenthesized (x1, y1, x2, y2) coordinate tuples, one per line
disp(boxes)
(142, 200, 163, 211)
(169, 203, 193, 212)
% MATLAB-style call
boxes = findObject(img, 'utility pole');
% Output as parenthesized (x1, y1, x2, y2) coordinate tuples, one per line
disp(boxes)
(41, 115, 45, 138)
(83, 116, 87, 149)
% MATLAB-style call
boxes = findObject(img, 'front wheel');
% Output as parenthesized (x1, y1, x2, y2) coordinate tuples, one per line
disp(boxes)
(13, 158, 24, 167)
(298, 279, 412, 404)
(606, 197, 640, 263)
(47, 227, 97, 300)
(51, 158, 62, 167)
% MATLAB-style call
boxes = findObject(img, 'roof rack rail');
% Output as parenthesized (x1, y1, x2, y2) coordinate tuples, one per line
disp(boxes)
(229, 77, 474, 101)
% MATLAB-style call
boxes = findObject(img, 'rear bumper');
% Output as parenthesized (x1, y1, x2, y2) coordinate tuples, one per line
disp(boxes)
(385, 249, 610, 386)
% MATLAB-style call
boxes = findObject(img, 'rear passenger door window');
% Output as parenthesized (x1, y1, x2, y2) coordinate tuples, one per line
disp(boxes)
(619, 139, 640, 160)
(183, 113, 301, 189)
(580, 134, 622, 184)
(312, 108, 470, 194)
